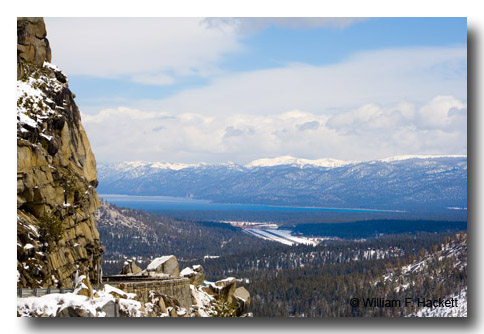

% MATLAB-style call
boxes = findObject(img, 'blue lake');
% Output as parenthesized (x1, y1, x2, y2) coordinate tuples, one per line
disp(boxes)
(99, 194, 396, 213)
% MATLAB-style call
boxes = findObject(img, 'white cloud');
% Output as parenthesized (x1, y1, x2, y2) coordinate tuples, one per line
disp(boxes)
(130, 46, 466, 117)
(43, 17, 465, 164)
(131, 73, 175, 86)
(44, 17, 241, 83)
(415, 95, 467, 131)
(202, 17, 369, 34)
(78, 44, 466, 164)
(82, 107, 171, 123)
(82, 95, 467, 164)
(44, 17, 368, 85)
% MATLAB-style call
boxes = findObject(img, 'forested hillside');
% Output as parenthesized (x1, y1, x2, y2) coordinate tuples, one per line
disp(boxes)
(97, 202, 466, 317)
(98, 156, 467, 212)
(97, 201, 278, 274)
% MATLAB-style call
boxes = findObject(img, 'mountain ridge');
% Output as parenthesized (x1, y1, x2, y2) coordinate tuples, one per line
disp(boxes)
(99, 154, 467, 171)
(97, 155, 467, 213)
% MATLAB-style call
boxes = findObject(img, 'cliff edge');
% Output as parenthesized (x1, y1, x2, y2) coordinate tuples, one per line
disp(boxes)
(17, 17, 103, 288)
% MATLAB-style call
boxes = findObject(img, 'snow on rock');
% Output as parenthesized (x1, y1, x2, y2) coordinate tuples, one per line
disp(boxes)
(118, 298, 143, 317)
(103, 284, 136, 299)
(189, 284, 216, 317)
(18, 293, 98, 317)
(146, 255, 174, 270)
(180, 265, 205, 285)
(17, 283, 134, 317)
(180, 267, 195, 276)
(17, 62, 68, 135)
(146, 255, 180, 276)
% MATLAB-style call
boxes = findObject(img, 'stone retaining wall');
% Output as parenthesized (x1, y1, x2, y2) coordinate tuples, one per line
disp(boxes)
(107, 278, 192, 309)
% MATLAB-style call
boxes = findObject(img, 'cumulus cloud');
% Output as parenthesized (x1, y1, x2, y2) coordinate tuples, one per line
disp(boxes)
(326, 103, 412, 134)
(43, 18, 466, 163)
(328, 95, 465, 132)
(45, 17, 241, 84)
(82, 95, 467, 164)
(415, 96, 467, 131)
(298, 121, 320, 131)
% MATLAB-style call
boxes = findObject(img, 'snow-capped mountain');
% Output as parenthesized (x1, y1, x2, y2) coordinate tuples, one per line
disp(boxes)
(97, 155, 467, 212)
(244, 155, 356, 168)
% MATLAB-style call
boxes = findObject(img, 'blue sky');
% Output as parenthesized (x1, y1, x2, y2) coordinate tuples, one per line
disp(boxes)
(44, 17, 467, 164)
(219, 18, 466, 70)
(54, 18, 467, 110)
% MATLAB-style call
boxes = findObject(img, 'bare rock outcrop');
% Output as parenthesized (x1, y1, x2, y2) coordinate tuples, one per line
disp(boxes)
(17, 17, 51, 79)
(17, 17, 103, 288)
(180, 264, 205, 286)
(120, 260, 142, 275)
(145, 255, 180, 277)
(233, 286, 251, 315)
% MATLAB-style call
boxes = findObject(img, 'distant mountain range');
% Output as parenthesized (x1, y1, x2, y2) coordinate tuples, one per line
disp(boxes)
(97, 155, 467, 212)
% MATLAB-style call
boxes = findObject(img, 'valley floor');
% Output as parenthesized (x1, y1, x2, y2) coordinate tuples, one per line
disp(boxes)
(96, 201, 467, 317)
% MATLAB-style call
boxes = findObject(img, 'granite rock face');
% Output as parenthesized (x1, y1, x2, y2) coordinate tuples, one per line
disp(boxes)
(17, 17, 103, 289)
(17, 17, 51, 80)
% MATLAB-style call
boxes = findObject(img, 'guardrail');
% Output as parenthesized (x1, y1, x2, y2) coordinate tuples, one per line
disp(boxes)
(17, 288, 101, 298)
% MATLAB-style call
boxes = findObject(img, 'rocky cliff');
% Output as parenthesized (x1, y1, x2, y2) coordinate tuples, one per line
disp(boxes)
(17, 17, 103, 288)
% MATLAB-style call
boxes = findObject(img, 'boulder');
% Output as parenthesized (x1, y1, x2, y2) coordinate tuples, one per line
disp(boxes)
(233, 286, 251, 315)
(145, 290, 186, 317)
(146, 255, 179, 277)
(214, 277, 237, 304)
(120, 260, 142, 275)
(99, 300, 118, 317)
(158, 296, 167, 314)
(56, 306, 94, 317)
(180, 264, 205, 286)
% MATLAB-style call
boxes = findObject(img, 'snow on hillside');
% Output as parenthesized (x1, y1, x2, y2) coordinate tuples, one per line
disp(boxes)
(244, 155, 356, 168)
(110, 161, 204, 171)
(97, 155, 467, 211)
(384, 233, 467, 317)
(101, 154, 467, 172)
(378, 155, 467, 163)
(384, 233, 467, 293)
(407, 289, 467, 317)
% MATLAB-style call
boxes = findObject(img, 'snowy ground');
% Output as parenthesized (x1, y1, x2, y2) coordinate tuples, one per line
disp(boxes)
(243, 228, 321, 246)
(17, 276, 143, 317)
